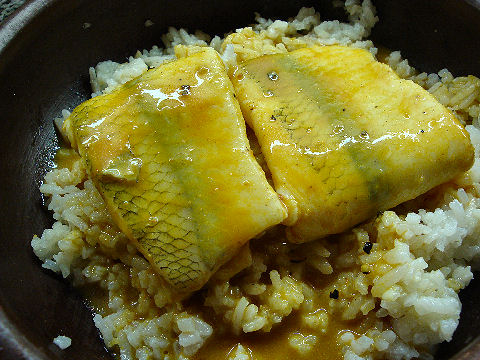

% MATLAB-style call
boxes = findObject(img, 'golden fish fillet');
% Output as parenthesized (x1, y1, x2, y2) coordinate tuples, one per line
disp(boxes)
(231, 45, 474, 243)
(64, 48, 286, 296)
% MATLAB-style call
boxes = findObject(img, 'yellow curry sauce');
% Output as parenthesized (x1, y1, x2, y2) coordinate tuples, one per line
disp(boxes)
(51, 44, 476, 360)
(63, 48, 286, 299)
(232, 45, 473, 243)
(194, 249, 383, 360)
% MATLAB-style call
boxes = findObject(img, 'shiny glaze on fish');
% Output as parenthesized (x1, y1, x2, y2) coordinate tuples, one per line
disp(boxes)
(64, 48, 287, 297)
(231, 45, 474, 243)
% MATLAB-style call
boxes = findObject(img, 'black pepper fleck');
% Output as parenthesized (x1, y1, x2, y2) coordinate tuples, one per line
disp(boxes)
(363, 242, 373, 254)
(362, 271, 370, 275)
(179, 84, 191, 96)
(329, 289, 339, 299)
(270, 115, 276, 121)
(420, 129, 424, 133)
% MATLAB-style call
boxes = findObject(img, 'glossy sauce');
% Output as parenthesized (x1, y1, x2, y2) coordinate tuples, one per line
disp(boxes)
(194, 290, 380, 360)
(59, 44, 472, 360)
(190, 230, 384, 360)
(64, 47, 286, 297)
(231, 45, 474, 243)
(54, 147, 81, 170)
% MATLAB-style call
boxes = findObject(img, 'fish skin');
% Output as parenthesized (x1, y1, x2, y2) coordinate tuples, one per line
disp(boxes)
(64, 48, 286, 296)
(231, 45, 475, 243)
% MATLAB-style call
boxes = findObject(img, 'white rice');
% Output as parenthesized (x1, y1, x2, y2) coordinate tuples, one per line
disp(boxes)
(53, 335, 72, 350)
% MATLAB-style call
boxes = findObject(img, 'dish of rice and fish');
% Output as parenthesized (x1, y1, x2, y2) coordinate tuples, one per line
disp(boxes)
(31, 1, 480, 359)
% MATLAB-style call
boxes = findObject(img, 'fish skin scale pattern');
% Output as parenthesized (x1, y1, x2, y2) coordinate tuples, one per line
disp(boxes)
(68, 82, 206, 292)
(234, 54, 365, 233)
(101, 127, 204, 289)
(101, 166, 203, 289)
(231, 45, 474, 243)
(64, 48, 286, 298)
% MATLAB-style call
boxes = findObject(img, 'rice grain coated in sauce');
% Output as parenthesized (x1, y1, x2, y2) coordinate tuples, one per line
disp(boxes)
(31, 1, 480, 360)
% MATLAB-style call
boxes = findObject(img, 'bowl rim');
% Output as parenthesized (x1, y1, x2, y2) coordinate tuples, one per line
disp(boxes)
(0, 0, 56, 53)
(1, 0, 480, 359)
(0, 2, 87, 358)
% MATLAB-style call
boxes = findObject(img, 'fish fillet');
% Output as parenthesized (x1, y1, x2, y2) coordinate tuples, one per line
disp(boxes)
(231, 45, 474, 243)
(64, 48, 287, 296)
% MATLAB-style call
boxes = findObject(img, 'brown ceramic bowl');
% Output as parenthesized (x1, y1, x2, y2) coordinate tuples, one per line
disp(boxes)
(0, 0, 479, 359)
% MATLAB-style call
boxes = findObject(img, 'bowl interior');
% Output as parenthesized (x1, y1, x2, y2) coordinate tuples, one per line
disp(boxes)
(0, 0, 479, 359)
